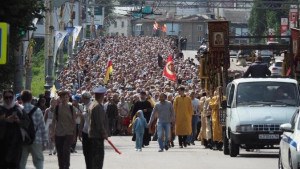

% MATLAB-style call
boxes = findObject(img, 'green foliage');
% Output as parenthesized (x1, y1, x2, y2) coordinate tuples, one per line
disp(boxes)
(31, 44, 45, 97)
(0, 0, 46, 48)
(0, 0, 46, 90)
(63, 54, 68, 65)
(248, 0, 267, 42)
(248, 0, 291, 43)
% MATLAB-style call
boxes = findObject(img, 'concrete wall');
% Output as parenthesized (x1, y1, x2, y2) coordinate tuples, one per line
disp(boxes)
(108, 17, 131, 37)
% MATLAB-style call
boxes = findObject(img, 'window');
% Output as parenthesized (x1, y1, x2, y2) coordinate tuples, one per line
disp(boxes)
(121, 21, 124, 28)
(114, 22, 117, 28)
(198, 25, 202, 31)
(237, 82, 298, 106)
(228, 84, 235, 106)
(198, 36, 202, 42)
(135, 24, 142, 31)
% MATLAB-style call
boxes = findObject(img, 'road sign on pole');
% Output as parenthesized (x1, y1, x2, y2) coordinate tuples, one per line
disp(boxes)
(0, 22, 8, 65)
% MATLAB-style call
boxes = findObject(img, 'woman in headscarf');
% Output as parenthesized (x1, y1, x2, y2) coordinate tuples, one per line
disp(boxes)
(0, 90, 24, 169)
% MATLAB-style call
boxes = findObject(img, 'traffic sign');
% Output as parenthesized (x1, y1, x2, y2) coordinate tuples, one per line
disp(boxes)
(0, 22, 8, 65)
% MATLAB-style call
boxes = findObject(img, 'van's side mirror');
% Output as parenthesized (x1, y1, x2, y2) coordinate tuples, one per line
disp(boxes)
(221, 100, 227, 109)
(280, 123, 294, 133)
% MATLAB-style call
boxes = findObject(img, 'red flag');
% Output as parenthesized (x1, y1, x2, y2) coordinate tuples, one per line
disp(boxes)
(163, 55, 177, 81)
(162, 24, 167, 33)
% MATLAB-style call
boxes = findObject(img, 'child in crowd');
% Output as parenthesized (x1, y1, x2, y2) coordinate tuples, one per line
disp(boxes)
(132, 110, 148, 152)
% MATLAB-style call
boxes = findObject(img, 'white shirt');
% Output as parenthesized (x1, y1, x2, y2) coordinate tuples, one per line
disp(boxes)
(191, 98, 199, 115)
(82, 101, 92, 134)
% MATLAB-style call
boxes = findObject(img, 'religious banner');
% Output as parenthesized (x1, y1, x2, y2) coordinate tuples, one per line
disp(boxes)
(72, 26, 82, 48)
(291, 28, 300, 76)
(291, 28, 300, 59)
(281, 18, 288, 36)
(53, 30, 68, 66)
(207, 21, 230, 91)
(268, 28, 275, 42)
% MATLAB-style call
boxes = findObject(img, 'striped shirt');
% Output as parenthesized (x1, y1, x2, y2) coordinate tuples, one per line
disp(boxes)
(23, 103, 48, 147)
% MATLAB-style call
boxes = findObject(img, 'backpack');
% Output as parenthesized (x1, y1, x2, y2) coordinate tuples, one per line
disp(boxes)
(22, 106, 38, 145)
(55, 105, 73, 121)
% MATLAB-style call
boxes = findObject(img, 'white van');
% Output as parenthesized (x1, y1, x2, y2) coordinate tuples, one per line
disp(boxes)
(223, 78, 299, 157)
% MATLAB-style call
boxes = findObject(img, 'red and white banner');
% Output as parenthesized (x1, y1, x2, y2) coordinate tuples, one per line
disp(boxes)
(281, 18, 288, 36)
(268, 28, 275, 42)
(163, 55, 176, 81)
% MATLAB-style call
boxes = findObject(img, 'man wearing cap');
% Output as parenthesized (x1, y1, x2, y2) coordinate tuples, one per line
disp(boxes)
(173, 86, 193, 148)
(79, 92, 92, 169)
(88, 87, 109, 169)
(131, 91, 153, 146)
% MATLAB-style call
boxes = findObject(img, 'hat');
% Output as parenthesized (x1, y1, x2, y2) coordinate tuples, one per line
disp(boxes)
(72, 95, 80, 102)
(82, 92, 92, 99)
(93, 87, 107, 94)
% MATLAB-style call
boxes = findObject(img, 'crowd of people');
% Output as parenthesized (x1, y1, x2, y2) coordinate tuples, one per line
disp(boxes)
(0, 36, 227, 169)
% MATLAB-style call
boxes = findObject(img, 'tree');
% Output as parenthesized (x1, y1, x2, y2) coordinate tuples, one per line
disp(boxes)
(248, 0, 267, 42)
(0, 0, 45, 90)
(248, 0, 292, 43)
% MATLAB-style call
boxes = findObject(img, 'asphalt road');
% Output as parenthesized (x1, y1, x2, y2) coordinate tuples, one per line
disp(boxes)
(25, 136, 279, 169)
(24, 50, 279, 169)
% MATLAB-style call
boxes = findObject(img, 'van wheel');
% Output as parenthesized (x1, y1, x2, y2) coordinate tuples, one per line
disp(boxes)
(229, 138, 239, 157)
(223, 131, 229, 155)
(278, 151, 283, 169)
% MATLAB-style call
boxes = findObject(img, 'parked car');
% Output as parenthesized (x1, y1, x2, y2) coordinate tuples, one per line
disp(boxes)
(223, 78, 299, 157)
(278, 109, 300, 169)
(269, 61, 283, 76)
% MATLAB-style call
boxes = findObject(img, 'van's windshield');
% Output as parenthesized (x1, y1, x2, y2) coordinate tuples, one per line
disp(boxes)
(237, 82, 298, 106)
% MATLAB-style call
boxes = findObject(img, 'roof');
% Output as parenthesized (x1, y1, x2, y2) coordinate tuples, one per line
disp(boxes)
(232, 78, 298, 85)
(133, 14, 212, 23)
(223, 9, 250, 23)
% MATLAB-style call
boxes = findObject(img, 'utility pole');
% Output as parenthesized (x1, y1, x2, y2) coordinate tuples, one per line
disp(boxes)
(83, 0, 89, 40)
(67, 0, 74, 67)
(44, 1, 54, 90)
(56, 4, 65, 77)
(44, 0, 50, 82)
(13, 43, 24, 94)
(90, 0, 96, 40)
(25, 38, 35, 90)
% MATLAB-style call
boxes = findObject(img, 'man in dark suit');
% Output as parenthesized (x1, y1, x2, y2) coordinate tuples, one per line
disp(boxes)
(243, 56, 271, 78)
(88, 87, 108, 169)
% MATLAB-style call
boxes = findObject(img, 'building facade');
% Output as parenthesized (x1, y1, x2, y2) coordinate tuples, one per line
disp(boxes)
(131, 15, 210, 50)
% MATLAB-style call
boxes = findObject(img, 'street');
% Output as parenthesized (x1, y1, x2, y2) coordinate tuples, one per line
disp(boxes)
(25, 136, 279, 169)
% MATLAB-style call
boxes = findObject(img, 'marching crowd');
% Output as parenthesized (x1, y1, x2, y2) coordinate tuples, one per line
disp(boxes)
(0, 36, 225, 169)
